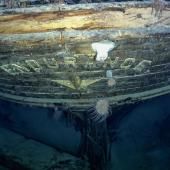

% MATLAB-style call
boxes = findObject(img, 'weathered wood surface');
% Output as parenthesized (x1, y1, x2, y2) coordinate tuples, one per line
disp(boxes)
(0, 2, 170, 34)
(0, 33, 169, 109)
(0, 2, 170, 109)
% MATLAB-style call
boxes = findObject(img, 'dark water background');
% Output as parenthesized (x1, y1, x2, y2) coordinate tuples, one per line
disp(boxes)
(0, 94, 170, 170)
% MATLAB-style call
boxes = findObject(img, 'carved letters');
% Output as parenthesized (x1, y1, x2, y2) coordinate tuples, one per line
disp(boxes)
(0, 57, 152, 75)
(133, 60, 152, 73)
(25, 60, 41, 72)
(43, 58, 59, 69)
(0, 63, 29, 75)
(120, 58, 136, 69)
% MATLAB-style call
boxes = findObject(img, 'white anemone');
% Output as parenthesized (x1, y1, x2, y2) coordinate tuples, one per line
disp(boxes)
(88, 99, 111, 123)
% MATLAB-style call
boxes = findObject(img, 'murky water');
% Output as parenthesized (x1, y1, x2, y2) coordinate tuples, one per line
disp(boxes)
(0, 94, 170, 170)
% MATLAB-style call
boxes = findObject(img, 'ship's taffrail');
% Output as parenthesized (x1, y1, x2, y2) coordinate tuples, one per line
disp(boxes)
(0, 2, 170, 111)
(0, 2, 170, 33)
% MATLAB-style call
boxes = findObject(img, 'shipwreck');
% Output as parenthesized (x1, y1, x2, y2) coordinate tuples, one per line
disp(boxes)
(0, 2, 170, 112)
(0, 1, 170, 170)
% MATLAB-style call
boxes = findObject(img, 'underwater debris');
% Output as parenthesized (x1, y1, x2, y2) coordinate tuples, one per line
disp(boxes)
(151, 0, 167, 17)
(88, 99, 111, 123)
(91, 40, 116, 62)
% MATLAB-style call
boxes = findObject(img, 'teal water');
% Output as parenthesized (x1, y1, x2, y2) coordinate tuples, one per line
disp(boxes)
(0, 94, 170, 170)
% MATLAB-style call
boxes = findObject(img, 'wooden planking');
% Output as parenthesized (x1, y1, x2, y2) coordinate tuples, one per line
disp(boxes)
(0, 69, 170, 91)
(0, 34, 170, 52)
(0, 82, 168, 101)
(0, 2, 169, 108)
(0, 85, 169, 110)
(0, 68, 169, 100)
(0, 34, 170, 68)
(0, 2, 170, 34)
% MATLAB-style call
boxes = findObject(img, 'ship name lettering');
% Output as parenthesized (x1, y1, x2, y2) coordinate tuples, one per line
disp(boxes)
(0, 63, 30, 75)
(25, 60, 41, 72)
(43, 58, 59, 69)
(0, 58, 152, 75)
(120, 58, 136, 69)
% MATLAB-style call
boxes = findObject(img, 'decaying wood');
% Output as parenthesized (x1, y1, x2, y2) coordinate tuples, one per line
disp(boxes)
(0, 2, 170, 34)
(0, 2, 170, 110)
(0, 33, 169, 110)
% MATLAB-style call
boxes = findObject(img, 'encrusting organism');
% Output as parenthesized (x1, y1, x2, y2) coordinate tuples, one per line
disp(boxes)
(87, 99, 112, 123)
(91, 40, 116, 62)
